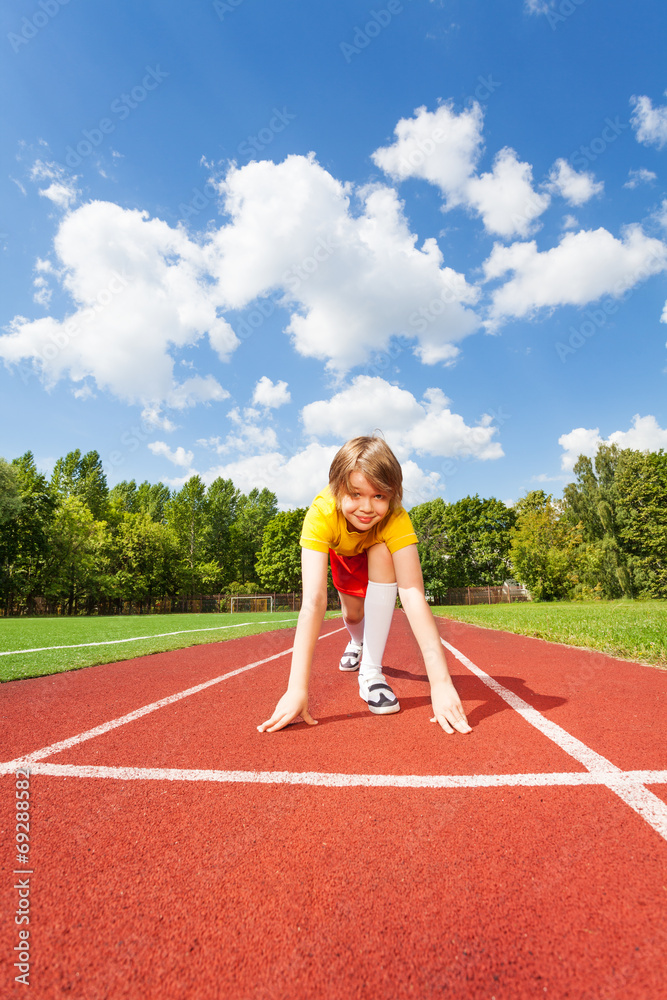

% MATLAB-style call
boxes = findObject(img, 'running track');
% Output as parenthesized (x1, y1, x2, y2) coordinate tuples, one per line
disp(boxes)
(1, 615, 666, 1000)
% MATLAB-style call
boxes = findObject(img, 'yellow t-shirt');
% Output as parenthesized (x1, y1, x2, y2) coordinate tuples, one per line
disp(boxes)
(300, 487, 418, 557)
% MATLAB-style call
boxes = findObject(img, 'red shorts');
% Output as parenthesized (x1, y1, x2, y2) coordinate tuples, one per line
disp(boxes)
(329, 550, 368, 598)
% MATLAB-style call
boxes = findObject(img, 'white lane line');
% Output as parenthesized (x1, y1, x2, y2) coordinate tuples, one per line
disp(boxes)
(441, 638, 622, 774)
(0, 617, 299, 656)
(442, 636, 667, 842)
(0, 625, 347, 768)
(8, 763, 667, 788)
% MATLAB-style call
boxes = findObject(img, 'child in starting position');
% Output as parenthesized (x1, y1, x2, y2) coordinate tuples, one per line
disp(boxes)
(257, 435, 471, 735)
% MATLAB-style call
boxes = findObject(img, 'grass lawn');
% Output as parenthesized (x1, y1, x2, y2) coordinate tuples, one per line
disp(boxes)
(432, 599, 667, 668)
(0, 611, 342, 683)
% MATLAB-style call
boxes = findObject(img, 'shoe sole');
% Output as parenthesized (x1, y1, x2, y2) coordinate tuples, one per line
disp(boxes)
(366, 701, 400, 715)
(360, 680, 400, 714)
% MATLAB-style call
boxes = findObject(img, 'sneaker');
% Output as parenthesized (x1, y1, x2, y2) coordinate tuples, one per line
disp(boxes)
(339, 641, 362, 671)
(359, 670, 400, 715)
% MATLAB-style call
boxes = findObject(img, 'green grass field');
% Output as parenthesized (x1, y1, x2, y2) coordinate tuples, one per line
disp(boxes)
(0, 612, 341, 683)
(433, 599, 667, 668)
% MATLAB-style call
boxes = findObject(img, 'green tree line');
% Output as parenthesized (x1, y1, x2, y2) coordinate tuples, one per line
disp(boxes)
(0, 442, 665, 613)
(410, 443, 667, 601)
(0, 449, 279, 614)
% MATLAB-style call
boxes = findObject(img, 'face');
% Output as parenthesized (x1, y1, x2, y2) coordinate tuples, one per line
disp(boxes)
(341, 470, 390, 532)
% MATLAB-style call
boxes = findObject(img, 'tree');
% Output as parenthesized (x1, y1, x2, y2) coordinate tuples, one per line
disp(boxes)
(0, 453, 57, 612)
(51, 449, 109, 520)
(560, 443, 667, 598)
(229, 488, 278, 584)
(108, 479, 171, 526)
(43, 497, 107, 614)
(165, 475, 215, 595)
(510, 491, 572, 601)
(614, 449, 667, 597)
(256, 509, 307, 591)
(205, 477, 240, 586)
(409, 498, 450, 593)
(0, 458, 22, 527)
(410, 495, 516, 591)
(441, 495, 516, 586)
(106, 513, 180, 607)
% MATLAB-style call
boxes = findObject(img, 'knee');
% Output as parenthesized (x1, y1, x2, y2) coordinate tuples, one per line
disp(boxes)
(367, 542, 396, 583)
(340, 593, 364, 623)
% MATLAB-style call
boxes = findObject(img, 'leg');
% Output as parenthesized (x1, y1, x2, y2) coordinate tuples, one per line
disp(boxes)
(338, 591, 365, 669)
(359, 543, 400, 714)
(330, 551, 368, 671)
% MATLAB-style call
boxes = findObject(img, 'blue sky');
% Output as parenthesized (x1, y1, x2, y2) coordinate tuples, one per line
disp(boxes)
(1, 0, 666, 509)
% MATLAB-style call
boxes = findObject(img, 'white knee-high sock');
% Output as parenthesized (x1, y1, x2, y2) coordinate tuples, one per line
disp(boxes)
(360, 582, 397, 675)
(343, 616, 364, 647)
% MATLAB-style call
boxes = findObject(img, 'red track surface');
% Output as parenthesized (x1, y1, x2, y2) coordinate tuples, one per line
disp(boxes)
(2, 615, 666, 999)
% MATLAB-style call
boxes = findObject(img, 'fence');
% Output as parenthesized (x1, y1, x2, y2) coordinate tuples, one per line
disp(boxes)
(1, 590, 342, 617)
(2, 584, 529, 616)
(427, 583, 530, 606)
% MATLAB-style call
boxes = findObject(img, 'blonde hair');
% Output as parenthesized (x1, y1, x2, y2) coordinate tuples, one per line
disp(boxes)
(329, 435, 403, 512)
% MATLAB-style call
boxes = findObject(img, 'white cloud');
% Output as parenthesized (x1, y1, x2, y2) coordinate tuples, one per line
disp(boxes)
(372, 107, 549, 239)
(532, 472, 570, 483)
(209, 154, 481, 370)
(562, 214, 578, 230)
(624, 168, 657, 189)
(524, 0, 553, 12)
(607, 415, 667, 452)
(630, 93, 667, 149)
(0, 200, 236, 406)
(301, 376, 504, 461)
(547, 159, 603, 206)
(484, 225, 667, 327)
(141, 405, 177, 432)
(224, 406, 280, 454)
(148, 441, 195, 468)
(465, 147, 550, 238)
(202, 442, 340, 509)
(30, 160, 79, 210)
(252, 375, 291, 409)
(32, 276, 52, 308)
(371, 102, 484, 208)
(559, 415, 667, 471)
(400, 460, 442, 507)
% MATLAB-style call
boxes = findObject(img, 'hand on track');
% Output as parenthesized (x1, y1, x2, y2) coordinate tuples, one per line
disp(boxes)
(257, 689, 318, 733)
(429, 680, 472, 734)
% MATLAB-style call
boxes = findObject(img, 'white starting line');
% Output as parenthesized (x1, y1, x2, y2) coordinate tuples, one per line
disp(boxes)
(2, 624, 666, 843)
(12, 762, 667, 790)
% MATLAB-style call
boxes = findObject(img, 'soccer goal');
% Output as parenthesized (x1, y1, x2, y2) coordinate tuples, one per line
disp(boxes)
(229, 595, 274, 614)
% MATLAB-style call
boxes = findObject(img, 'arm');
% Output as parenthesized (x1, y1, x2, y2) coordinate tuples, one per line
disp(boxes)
(257, 547, 329, 733)
(392, 545, 472, 735)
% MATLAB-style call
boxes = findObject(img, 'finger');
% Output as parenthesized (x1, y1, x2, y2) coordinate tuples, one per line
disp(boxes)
(257, 711, 290, 733)
(301, 710, 318, 726)
(449, 711, 472, 733)
(434, 714, 455, 734)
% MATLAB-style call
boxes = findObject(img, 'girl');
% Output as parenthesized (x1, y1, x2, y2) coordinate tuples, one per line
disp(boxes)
(258, 435, 471, 735)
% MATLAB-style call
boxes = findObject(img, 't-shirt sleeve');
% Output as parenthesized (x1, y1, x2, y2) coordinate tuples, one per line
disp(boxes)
(299, 500, 332, 553)
(381, 507, 419, 554)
